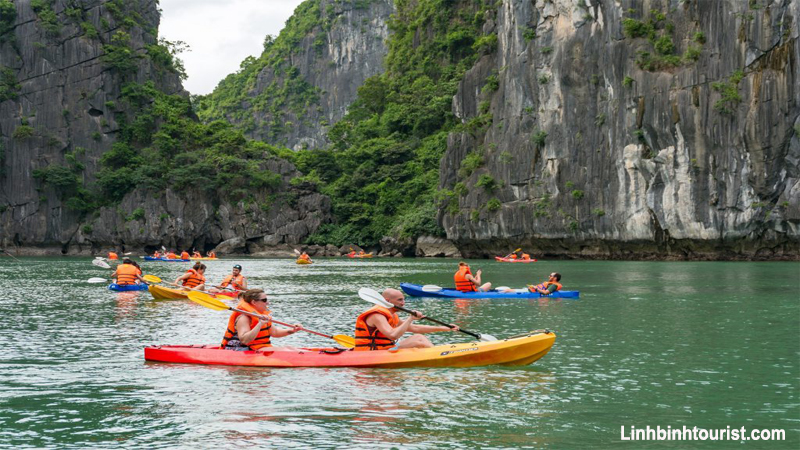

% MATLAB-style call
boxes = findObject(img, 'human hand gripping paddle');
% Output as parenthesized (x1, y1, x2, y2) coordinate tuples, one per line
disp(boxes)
(186, 291, 355, 348)
(357, 288, 496, 342)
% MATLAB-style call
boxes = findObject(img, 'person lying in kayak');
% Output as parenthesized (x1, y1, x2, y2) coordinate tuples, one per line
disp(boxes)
(501, 272, 562, 294)
(209, 264, 247, 294)
(221, 289, 302, 351)
(355, 288, 458, 351)
(175, 262, 206, 290)
(454, 262, 492, 292)
(111, 258, 145, 285)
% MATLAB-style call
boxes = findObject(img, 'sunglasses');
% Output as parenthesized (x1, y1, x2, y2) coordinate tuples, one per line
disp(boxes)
(253, 297, 268, 303)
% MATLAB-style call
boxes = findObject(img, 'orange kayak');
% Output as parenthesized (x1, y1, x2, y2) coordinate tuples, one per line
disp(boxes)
(495, 256, 537, 263)
(144, 331, 555, 368)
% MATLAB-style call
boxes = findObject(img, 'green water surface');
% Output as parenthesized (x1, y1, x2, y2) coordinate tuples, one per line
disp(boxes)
(0, 257, 797, 448)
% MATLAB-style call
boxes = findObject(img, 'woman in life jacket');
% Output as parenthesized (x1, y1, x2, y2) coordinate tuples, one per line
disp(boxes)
(209, 264, 247, 294)
(108, 252, 118, 260)
(180, 250, 190, 260)
(454, 262, 492, 292)
(220, 289, 303, 351)
(175, 262, 207, 290)
(111, 258, 145, 285)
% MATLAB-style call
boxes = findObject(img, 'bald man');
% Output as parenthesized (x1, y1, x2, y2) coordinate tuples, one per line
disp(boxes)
(354, 288, 459, 351)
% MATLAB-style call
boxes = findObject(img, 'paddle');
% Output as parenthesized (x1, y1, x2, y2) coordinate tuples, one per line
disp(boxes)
(294, 248, 312, 263)
(502, 248, 522, 259)
(357, 287, 497, 342)
(88, 277, 109, 283)
(92, 259, 112, 269)
(187, 291, 355, 348)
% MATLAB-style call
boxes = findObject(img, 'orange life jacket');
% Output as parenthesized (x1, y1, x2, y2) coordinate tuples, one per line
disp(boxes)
(522, 253, 530, 260)
(220, 300, 272, 350)
(153, 251, 160, 258)
(510, 254, 517, 259)
(192, 252, 201, 258)
(530, 281, 562, 293)
(209, 252, 216, 258)
(180, 251, 189, 260)
(115, 263, 140, 285)
(108, 252, 118, 260)
(182, 269, 205, 288)
(354, 306, 399, 351)
(454, 266, 476, 292)
(167, 252, 177, 259)
(220, 273, 245, 290)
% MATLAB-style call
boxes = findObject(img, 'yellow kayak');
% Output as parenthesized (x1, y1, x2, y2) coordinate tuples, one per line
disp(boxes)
(148, 284, 191, 300)
(296, 259, 312, 265)
(190, 257, 218, 261)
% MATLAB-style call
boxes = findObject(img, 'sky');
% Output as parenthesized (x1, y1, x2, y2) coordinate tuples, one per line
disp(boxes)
(158, 0, 306, 95)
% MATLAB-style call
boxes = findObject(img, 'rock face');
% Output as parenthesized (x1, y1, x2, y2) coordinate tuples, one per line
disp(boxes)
(0, 0, 331, 254)
(415, 235, 461, 258)
(440, 0, 800, 260)
(218, 0, 394, 150)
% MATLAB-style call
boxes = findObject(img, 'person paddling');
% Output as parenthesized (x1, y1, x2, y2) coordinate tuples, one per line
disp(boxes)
(298, 252, 312, 263)
(111, 258, 145, 285)
(192, 251, 202, 258)
(175, 262, 206, 291)
(220, 289, 303, 351)
(207, 250, 216, 259)
(180, 250, 190, 260)
(454, 262, 491, 292)
(354, 288, 458, 351)
(209, 264, 247, 294)
(108, 251, 118, 260)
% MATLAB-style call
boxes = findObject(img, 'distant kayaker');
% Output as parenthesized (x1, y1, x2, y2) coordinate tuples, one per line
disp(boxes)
(210, 264, 247, 294)
(111, 258, 145, 285)
(521, 253, 531, 260)
(192, 251, 202, 258)
(354, 288, 458, 351)
(153, 251, 160, 258)
(298, 252, 312, 263)
(180, 250, 190, 260)
(529, 272, 562, 295)
(176, 262, 206, 290)
(221, 289, 302, 351)
(454, 262, 492, 292)
(166, 251, 178, 259)
(207, 251, 216, 258)
(108, 251, 118, 260)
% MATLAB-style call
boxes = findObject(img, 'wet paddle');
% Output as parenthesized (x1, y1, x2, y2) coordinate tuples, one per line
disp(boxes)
(187, 291, 355, 348)
(357, 287, 497, 342)
(92, 259, 112, 269)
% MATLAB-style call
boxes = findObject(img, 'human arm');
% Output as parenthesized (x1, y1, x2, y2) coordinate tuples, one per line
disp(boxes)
(235, 314, 270, 344)
(174, 273, 189, 285)
(366, 312, 419, 341)
(270, 323, 302, 338)
(466, 270, 482, 287)
(408, 323, 459, 333)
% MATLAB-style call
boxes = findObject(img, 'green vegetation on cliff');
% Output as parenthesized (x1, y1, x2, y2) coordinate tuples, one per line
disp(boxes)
(199, 0, 498, 246)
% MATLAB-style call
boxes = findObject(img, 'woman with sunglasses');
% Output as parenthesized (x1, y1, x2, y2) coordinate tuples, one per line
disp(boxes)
(220, 289, 303, 351)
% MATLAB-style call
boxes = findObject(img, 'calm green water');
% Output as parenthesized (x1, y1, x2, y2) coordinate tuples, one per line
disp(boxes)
(0, 257, 797, 448)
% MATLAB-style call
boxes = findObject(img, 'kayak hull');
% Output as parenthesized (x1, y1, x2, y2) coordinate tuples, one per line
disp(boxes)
(495, 257, 537, 263)
(144, 256, 190, 262)
(347, 253, 373, 258)
(144, 331, 555, 368)
(148, 284, 189, 300)
(296, 259, 312, 265)
(190, 257, 218, 260)
(400, 283, 579, 299)
(108, 283, 148, 292)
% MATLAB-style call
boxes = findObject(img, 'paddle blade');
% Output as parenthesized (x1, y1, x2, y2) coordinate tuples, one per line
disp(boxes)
(88, 277, 107, 283)
(293, 249, 301, 255)
(333, 335, 355, 348)
(143, 274, 162, 283)
(187, 291, 230, 311)
(479, 334, 498, 342)
(494, 286, 510, 291)
(357, 287, 392, 308)
(421, 285, 443, 292)
(92, 259, 111, 269)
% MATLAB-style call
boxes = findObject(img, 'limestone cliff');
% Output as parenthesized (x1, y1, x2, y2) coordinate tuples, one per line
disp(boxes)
(0, 0, 329, 254)
(440, 0, 799, 260)
(198, 0, 394, 150)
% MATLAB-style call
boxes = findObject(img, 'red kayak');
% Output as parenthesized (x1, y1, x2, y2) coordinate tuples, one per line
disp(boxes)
(495, 256, 537, 263)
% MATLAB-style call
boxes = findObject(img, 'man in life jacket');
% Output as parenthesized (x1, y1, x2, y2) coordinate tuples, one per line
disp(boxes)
(521, 253, 531, 260)
(354, 288, 458, 351)
(454, 262, 492, 292)
(298, 252, 312, 262)
(166, 251, 178, 259)
(528, 272, 562, 295)
(220, 289, 302, 351)
(108, 251, 118, 260)
(180, 250, 190, 260)
(111, 258, 145, 285)
(210, 264, 247, 294)
(175, 262, 207, 290)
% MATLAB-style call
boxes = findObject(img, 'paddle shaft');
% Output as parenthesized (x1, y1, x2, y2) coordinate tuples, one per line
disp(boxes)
(392, 304, 482, 340)
(228, 307, 335, 339)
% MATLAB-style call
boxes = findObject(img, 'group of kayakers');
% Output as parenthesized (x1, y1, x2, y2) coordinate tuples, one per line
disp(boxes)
(454, 261, 563, 295)
(150, 250, 216, 259)
(173, 262, 247, 294)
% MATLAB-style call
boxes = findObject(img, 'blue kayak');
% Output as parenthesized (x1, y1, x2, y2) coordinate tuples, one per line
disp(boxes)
(400, 283, 580, 299)
(108, 283, 149, 292)
(143, 257, 190, 262)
